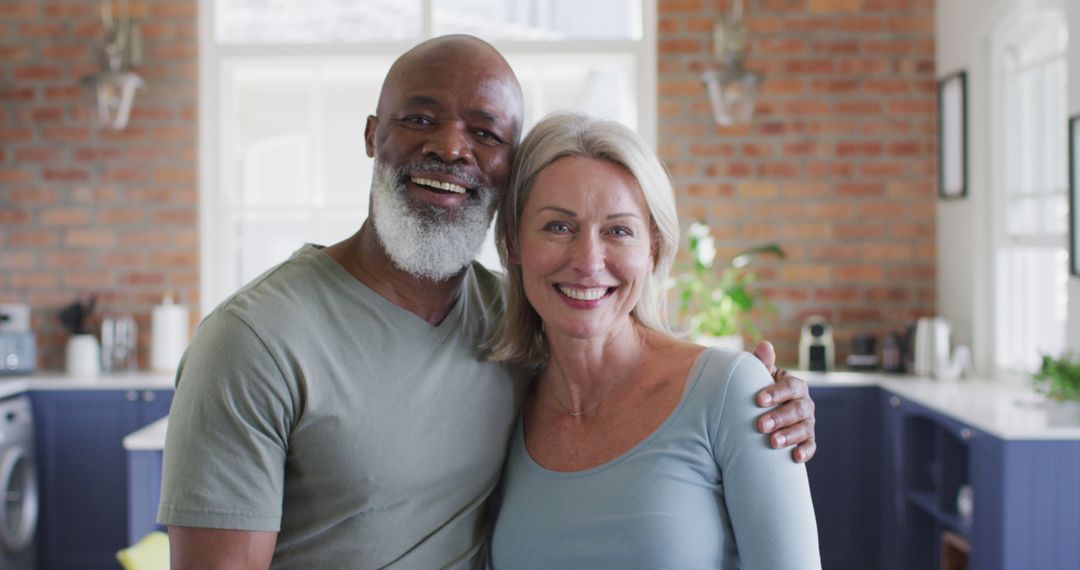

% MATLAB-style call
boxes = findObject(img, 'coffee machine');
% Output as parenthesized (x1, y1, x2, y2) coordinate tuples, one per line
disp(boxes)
(798, 315, 835, 372)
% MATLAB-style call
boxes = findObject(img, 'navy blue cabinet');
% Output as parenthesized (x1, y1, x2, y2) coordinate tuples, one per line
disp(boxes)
(881, 391, 1080, 570)
(32, 389, 173, 570)
(805, 386, 881, 570)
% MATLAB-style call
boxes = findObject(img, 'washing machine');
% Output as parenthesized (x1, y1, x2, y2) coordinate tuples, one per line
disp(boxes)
(0, 395, 36, 570)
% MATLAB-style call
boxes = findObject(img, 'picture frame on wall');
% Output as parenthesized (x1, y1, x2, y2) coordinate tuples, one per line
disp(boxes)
(1070, 115, 1080, 276)
(938, 71, 967, 199)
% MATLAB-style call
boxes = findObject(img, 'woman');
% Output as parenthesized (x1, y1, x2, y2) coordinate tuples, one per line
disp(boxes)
(487, 113, 820, 568)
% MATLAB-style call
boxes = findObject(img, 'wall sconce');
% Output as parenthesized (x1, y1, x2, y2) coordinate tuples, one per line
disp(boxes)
(81, 0, 146, 131)
(702, 0, 762, 126)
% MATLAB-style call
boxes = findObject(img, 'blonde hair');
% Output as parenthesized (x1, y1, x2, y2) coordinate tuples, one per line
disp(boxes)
(486, 112, 679, 366)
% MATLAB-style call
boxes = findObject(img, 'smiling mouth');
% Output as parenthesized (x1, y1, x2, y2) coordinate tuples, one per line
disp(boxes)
(556, 285, 614, 302)
(411, 176, 469, 195)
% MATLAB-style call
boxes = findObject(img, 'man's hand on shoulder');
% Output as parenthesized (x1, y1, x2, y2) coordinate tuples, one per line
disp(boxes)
(750, 341, 817, 464)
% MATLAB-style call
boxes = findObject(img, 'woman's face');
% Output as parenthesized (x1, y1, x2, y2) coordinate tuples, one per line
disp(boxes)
(513, 156, 654, 342)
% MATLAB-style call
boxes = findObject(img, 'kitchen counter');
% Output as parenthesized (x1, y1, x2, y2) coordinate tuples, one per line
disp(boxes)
(0, 371, 175, 400)
(124, 416, 168, 451)
(803, 370, 1080, 440)
(122, 371, 1080, 451)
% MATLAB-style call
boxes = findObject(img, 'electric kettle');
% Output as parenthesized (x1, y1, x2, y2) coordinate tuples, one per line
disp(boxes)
(913, 317, 971, 380)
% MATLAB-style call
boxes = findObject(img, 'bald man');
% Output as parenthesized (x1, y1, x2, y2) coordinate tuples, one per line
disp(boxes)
(159, 35, 817, 569)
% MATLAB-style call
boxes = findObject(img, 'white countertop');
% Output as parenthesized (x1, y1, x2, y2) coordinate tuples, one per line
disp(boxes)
(803, 370, 1080, 441)
(124, 416, 169, 451)
(118, 370, 1080, 452)
(0, 371, 175, 401)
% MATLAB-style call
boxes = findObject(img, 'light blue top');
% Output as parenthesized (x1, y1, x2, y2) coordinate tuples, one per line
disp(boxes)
(490, 348, 821, 569)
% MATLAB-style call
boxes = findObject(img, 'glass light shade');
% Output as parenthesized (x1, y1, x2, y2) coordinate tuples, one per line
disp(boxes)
(82, 70, 145, 130)
(702, 63, 761, 126)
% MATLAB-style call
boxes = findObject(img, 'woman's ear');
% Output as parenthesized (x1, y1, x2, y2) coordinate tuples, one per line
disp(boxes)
(506, 232, 522, 265)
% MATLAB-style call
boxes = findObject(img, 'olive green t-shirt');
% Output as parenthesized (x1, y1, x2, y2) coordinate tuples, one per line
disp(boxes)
(158, 244, 529, 569)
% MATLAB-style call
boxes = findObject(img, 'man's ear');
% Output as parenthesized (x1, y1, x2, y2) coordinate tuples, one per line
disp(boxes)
(364, 115, 378, 158)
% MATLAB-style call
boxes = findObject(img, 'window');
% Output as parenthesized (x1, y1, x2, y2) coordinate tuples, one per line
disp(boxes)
(990, 7, 1068, 375)
(199, 0, 656, 312)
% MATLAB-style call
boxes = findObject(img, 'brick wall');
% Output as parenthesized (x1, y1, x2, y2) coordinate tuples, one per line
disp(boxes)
(2, 0, 935, 370)
(658, 0, 937, 365)
(0, 0, 198, 370)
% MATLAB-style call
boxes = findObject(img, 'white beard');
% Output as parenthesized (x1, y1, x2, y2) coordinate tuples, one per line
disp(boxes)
(369, 159, 497, 282)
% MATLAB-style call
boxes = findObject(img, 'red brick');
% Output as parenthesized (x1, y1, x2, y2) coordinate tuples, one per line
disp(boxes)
(149, 252, 198, 267)
(0, 169, 34, 184)
(659, 0, 706, 11)
(64, 229, 117, 249)
(14, 65, 62, 81)
(837, 183, 884, 196)
(0, 252, 35, 270)
(121, 230, 170, 246)
(41, 209, 91, 226)
(810, 245, 861, 261)
(0, 45, 33, 61)
(0, 4, 38, 19)
(837, 265, 886, 281)
(41, 44, 90, 59)
(8, 230, 56, 247)
(836, 224, 885, 239)
(41, 127, 92, 142)
(151, 2, 198, 18)
(11, 273, 57, 288)
(43, 251, 90, 268)
(779, 264, 831, 283)
(42, 168, 90, 183)
(97, 208, 146, 224)
(63, 271, 114, 289)
(121, 272, 166, 286)
(809, 0, 860, 11)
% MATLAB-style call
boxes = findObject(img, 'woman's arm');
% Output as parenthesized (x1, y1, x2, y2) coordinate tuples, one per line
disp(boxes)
(714, 354, 822, 569)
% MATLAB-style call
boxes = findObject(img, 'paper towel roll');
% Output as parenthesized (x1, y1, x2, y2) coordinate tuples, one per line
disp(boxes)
(151, 299, 189, 373)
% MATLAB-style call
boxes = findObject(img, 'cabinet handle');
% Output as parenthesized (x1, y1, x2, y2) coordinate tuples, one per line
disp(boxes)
(961, 428, 974, 440)
(142, 391, 156, 402)
(889, 396, 901, 408)
(126, 390, 138, 402)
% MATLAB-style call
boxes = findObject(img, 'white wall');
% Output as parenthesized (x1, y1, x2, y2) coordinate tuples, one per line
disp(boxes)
(1067, 0, 1080, 351)
(936, 0, 1079, 375)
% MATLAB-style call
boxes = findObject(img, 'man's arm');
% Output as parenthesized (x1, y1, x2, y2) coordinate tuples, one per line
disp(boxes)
(751, 341, 817, 463)
(169, 527, 277, 570)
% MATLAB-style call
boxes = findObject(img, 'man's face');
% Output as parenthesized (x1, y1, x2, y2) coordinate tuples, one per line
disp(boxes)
(364, 48, 523, 280)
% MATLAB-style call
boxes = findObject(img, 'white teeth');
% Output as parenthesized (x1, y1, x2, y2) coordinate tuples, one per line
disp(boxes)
(558, 286, 608, 301)
(412, 177, 467, 194)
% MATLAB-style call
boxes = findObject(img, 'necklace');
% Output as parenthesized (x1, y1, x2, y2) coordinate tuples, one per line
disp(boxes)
(546, 348, 644, 417)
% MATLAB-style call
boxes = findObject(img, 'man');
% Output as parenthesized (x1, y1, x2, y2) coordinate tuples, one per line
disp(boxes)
(160, 35, 817, 569)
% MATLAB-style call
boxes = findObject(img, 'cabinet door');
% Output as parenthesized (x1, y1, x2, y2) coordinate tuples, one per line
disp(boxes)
(137, 389, 173, 425)
(32, 390, 141, 570)
(805, 386, 881, 570)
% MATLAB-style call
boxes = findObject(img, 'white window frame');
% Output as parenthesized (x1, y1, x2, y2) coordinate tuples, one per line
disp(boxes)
(987, 2, 1069, 381)
(198, 0, 658, 315)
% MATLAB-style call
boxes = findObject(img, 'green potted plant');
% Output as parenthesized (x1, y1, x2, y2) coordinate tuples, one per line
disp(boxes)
(1034, 353, 1080, 425)
(670, 221, 784, 351)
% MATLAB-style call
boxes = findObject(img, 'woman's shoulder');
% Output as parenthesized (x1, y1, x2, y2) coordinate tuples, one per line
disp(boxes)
(687, 346, 773, 413)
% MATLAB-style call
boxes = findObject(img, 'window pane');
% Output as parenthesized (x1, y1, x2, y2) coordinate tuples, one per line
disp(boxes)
(317, 66, 389, 208)
(216, 0, 421, 43)
(433, 0, 642, 40)
(508, 55, 637, 131)
(235, 211, 312, 284)
(232, 67, 315, 207)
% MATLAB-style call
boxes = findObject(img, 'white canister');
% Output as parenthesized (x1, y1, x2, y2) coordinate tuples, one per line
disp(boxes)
(66, 334, 101, 380)
(150, 297, 189, 374)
